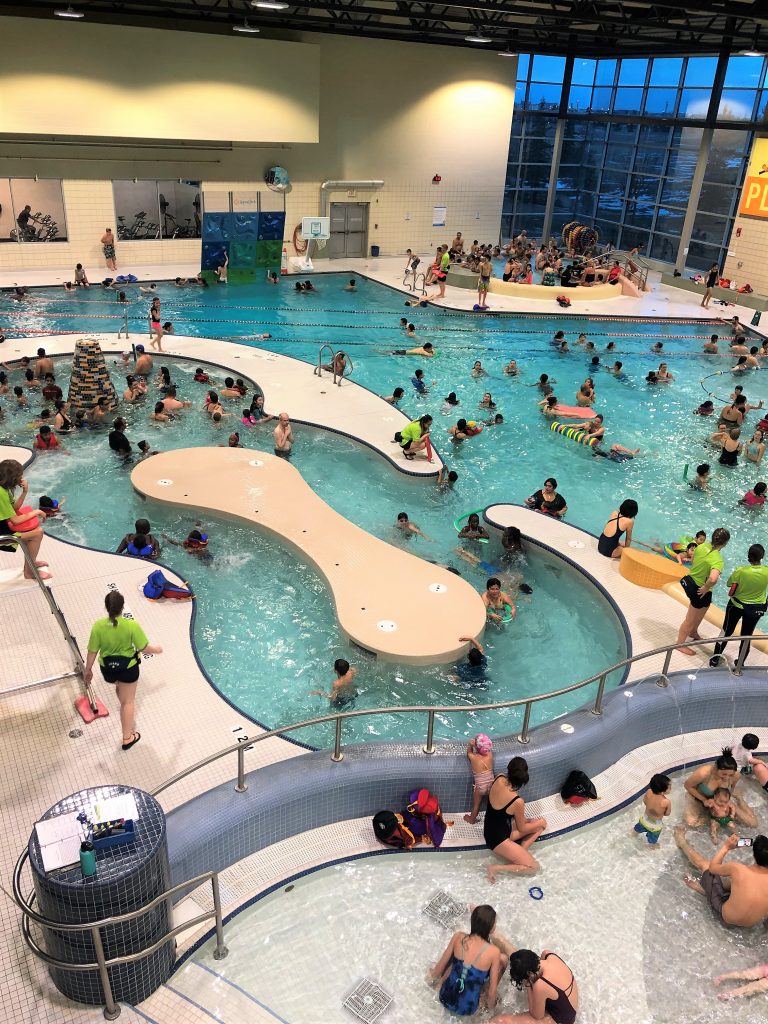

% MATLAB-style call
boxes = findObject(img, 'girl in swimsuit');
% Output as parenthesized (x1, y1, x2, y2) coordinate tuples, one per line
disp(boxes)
(492, 949, 579, 1024)
(431, 905, 505, 1017)
(597, 499, 638, 559)
(745, 428, 765, 466)
(484, 757, 546, 881)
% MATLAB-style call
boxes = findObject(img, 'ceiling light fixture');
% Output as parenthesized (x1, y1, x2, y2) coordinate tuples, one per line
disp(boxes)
(252, 1, 290, 9)
(498, 50, 517, 57)
(465, 34, 492, 44)
(739, 49, 764, 57)
(54, 5, 84, 17)
(233, 19, 260, 33)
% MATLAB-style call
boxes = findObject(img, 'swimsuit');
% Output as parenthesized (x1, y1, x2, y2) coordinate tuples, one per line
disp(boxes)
(541, 953, 577, 1024)
(597, 511, 625, 557)
(473, 768, 494, 794)
(438, 938, 491, 1017)
(719, 446, 739, 466)
(698, 780, 716, 798)
(103, 242, 115, 259)
(483, 777, 520, 850)
(711, 812, 733, 827)
(634, 813, 663, 844)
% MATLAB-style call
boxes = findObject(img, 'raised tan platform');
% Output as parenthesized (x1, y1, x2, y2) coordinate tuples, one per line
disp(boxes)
(488, 279, 617, 301)
(132, 447, 486, 664)
(619, 547, 686, 589)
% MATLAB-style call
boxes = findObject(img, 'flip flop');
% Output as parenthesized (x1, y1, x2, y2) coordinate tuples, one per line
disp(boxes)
(121, 732, 141, 751)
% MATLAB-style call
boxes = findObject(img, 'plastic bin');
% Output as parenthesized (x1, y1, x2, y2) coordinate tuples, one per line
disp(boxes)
(371, 244, 380, 257)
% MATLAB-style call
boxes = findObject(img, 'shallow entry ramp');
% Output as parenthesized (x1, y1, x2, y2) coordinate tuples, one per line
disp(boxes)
(131, 448, 485, 664)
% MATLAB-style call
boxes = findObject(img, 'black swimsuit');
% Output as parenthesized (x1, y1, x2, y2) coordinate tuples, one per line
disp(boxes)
(483, 777, 520, 850)
(541, 953, 577, 1024)
(597, 511, 624, 557)
(719, 445, 739, 466)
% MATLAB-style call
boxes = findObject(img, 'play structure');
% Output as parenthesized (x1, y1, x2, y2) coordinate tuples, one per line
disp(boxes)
(201, 210, 286, 283)
(66, 338, 118, 411)
(561, 221, 599, 255)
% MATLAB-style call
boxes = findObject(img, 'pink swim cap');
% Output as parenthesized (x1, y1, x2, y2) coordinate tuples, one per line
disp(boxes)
(475, 733, 492, 754)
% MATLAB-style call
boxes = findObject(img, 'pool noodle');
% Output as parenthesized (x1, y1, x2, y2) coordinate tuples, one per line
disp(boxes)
(550, 421, 598, 447)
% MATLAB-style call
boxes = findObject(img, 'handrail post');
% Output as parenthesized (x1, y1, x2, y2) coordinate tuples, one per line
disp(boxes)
(331, 716, 344, 762)
(91, 925, 120, 1020)
(733, 635, 749, 676)
(423, 710, 436, 754)
(234, 744, 248, 793)
(591, 674, 607, 715)
(656, 648, 673, 687)
(210, 873, 229, 961)
(517, 702, 532, 744)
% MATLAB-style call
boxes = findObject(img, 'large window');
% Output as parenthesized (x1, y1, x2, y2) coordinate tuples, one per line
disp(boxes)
(503, 52, 762, 270)
(0, 178, 68, 242)
(113, 180, 201, 240)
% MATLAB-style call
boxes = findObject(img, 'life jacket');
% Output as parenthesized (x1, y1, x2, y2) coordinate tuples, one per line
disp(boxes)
(127, 541, 154, 558)
(556, 294, 571, 308)
(142, 569, 194, 601)
(184, 533, 208, 550)
(372, 811, 415, 849)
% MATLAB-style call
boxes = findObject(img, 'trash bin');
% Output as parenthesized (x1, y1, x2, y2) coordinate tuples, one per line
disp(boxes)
(371, 245, 380, 257)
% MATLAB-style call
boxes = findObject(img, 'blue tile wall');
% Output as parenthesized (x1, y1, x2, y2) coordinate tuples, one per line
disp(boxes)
(30, 786, 174, 1006)
(166, 669, 768, 894)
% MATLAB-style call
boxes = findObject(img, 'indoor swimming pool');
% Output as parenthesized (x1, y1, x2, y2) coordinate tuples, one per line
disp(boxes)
(1, 274, 764, 745)
(172, 775, 766, 1024)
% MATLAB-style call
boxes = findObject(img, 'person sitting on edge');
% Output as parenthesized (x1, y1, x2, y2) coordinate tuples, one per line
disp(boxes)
(309, 658, 358, 708)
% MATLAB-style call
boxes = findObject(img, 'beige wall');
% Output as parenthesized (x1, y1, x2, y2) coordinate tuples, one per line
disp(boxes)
(0, 18, 319, 144)
(723, 134, 768, 296)
(0, 33, 516, 271)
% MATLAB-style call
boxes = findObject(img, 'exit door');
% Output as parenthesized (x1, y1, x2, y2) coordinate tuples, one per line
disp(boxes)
(328, 203, 368, 259)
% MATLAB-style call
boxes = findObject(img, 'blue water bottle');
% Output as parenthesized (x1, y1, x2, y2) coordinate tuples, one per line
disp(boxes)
(79, 841, 96, 878)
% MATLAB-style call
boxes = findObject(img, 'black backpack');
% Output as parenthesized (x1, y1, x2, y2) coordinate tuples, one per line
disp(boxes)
(372, 811, 415, 849)
(560, 770, 597, 804)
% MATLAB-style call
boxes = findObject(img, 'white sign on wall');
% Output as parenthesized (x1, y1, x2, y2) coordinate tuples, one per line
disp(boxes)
(433, 206, 447, 227)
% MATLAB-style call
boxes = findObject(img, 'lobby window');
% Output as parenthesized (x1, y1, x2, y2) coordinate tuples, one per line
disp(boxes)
(0, 178, 68, 243)
(113, 180, 201, 240)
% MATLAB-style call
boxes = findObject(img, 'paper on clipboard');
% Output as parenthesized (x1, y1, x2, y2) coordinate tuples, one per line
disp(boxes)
(35, 814, 83, 872)
(91, 794, 139, 825)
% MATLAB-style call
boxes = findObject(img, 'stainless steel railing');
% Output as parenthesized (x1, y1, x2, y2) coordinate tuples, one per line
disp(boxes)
(0, 534, 96, 709)
(313, 345, 353, 386)
(150, 633, 760, 801)
(9, 848, 228, 1021)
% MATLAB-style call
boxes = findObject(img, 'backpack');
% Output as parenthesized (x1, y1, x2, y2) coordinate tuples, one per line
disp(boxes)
(402, 788, 449, 847)
(560, 770, 597, 805)
(556, 294, 571, 308)
(372, 811, 415, 849)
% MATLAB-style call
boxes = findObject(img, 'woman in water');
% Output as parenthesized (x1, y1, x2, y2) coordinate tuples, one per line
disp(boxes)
(597, 499, 638, 559)
(479, 392, 497, 410)
(745, 428, 765, 467)
(525, 478, 568, 518)
(491, 949, 579, 1024)
(682, 748, 757, 828)
(53, 400, 72, 433)
(471, 360, 488, 378)
(484, 756, 546, 881)
(383, 387, 405, 406)
(430, 905, 505, 1016)
(718, 427, 742, 467)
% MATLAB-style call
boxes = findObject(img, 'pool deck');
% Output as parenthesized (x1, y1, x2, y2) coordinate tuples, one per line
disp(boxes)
(0, 331, 443, 478)
(132, 447, 486, 664)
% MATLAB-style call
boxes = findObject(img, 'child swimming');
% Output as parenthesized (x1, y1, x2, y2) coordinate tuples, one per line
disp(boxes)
(463, 733, 495, 824)
(309, 658, 358, 708)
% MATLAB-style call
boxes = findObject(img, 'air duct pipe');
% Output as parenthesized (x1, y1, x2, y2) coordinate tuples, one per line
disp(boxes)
(320, 179, 384, 216)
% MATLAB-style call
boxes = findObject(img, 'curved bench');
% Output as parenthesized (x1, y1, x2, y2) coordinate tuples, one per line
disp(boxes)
(619, 547, 687, 589)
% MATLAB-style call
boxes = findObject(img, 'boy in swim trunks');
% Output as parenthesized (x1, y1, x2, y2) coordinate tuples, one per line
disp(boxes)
(633, 773, 671, 848)
(310, 658, 357, 707)
(709, 787, 738, 843)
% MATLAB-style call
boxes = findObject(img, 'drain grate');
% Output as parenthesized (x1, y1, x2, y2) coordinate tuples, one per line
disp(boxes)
(342, 978, 393, 1023)
(423, 890, 465, 929)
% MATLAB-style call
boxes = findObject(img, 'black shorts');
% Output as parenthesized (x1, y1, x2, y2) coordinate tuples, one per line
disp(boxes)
(101, 663, 140, 684)
(401, 439, 413, 451)
(437, 273, 447, 281)
(681, 575, 712, 609)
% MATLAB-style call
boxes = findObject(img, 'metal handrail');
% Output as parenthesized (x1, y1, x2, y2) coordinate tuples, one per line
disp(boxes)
(149, 633, 760, 800)
(313, 345, 352, 386)
(313, 343, 335, 378)
(10, 849, 228, 1021)
(0, 534, 95, 710)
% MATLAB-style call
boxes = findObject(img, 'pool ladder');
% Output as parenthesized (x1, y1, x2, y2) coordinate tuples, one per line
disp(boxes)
(403, 269, 426, 294)
(314, 344, 353, 386)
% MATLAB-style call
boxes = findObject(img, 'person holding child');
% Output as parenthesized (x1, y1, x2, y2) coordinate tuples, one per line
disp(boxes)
(484, 757, 546, 880)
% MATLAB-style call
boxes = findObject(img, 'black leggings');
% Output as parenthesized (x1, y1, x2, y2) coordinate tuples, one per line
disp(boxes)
(713, 600, 766, 662)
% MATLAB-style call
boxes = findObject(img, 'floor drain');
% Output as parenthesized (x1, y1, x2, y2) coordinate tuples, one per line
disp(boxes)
(68, 729, 83, 739)
(422, 890, 465, 929)
(343, 979, 392, 1023)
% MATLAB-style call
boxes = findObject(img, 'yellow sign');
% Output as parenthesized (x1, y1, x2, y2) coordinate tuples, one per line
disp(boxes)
(739, 136, 768, 218)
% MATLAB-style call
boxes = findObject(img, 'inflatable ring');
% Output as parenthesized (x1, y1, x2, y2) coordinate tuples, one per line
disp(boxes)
(529, 886, 544, 901)
(500, 603, 514, 623)
(8, 505, 41, 533)
(454, 509, 489, 542)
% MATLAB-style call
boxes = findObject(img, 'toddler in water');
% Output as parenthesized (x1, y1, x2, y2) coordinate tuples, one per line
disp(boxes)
(708, 787, 737, 842)
(714, 963, 768, 1001)
(463, 734, 494, 824)
(632, 773, 671, 848)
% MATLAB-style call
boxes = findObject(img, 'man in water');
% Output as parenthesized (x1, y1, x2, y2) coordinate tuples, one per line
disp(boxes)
(676, 830, 768, 927)
(134, 344, 153, 377)
(274, 412, 293, 458)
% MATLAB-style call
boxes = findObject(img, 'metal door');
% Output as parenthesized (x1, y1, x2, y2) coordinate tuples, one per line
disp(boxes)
(328, 203, 368, 258)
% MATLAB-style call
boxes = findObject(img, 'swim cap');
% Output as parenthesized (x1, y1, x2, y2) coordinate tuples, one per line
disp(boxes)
(475, 733, 493, 754)
(135, 344, 145, 352)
